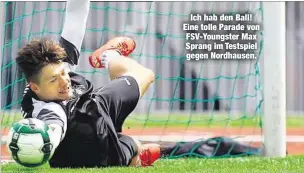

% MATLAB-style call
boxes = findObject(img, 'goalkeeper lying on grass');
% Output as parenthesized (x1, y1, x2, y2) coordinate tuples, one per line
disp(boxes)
(11, 0, 263, 168)
(14, 0, 161, 168)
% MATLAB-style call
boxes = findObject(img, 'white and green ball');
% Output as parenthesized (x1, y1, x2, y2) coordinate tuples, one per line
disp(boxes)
(6, 118, 54, 167)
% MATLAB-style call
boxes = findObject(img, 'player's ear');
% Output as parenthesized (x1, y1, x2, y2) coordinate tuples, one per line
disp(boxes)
(29, 82, 40, 93)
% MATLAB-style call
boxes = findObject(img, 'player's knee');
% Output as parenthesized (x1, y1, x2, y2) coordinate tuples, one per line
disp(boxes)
(145, 68, 155, 84)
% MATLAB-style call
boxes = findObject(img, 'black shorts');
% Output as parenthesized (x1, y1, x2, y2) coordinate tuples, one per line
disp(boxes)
(92, 75, 140, 166)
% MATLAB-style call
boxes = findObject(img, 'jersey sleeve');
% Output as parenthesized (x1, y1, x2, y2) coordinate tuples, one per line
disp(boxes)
(60, 37, 80, 66)
(32, 102, 68, 141)
(60, 0, 90, 66)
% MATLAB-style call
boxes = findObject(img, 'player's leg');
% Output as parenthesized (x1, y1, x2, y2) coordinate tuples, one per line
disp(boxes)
(89, 37, 136, 81)
(89, 37, 136, 63)
(117, 134, 161, 167)
(90, 37, 154, 131)
(100, 50, 155, 98)
(92, 75, 140, 132)
(89, 37, 159, 166)
(89, 37, 155, 98)
(117, 134, 141, 166)
(130, 142, 161, 167)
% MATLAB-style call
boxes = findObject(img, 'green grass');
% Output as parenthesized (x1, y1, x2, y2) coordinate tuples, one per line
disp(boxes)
(125, 114, 304, 128)
(2, 111, 304, 128)
(2, 112, 304, 172)
(2, 156, 304, 173)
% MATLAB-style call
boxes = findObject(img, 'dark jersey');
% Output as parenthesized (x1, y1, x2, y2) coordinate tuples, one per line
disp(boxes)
(21, 37, 140, 168)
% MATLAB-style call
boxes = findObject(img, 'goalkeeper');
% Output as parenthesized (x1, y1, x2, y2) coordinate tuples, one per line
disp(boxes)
(16, 0, 160, 168)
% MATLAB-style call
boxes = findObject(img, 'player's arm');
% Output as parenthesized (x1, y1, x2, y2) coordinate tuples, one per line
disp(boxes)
(33, 104, 67, 155)
(60, 0, 90, 67)
(21, 91, 65, 158)
(102, 50, 155, 98)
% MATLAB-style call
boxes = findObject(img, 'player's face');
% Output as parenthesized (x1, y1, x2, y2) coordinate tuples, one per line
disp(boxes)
(31, 63, 72, 101)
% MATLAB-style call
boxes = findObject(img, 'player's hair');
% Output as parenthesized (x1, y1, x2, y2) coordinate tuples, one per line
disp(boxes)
(16, 38, 67, 84)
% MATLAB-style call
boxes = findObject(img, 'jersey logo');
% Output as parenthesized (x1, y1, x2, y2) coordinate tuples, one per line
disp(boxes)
(73, 85, 86, 95)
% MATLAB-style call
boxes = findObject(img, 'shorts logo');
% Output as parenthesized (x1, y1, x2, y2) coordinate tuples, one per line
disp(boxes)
(124, 78, 131, 86)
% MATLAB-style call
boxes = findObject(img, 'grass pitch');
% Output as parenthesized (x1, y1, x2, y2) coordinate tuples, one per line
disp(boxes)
(2, 156, 304, 173)
(2, 112, 304, 172)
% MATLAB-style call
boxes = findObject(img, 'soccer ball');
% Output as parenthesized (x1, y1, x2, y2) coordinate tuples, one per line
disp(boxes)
(6, 118, 55, 167)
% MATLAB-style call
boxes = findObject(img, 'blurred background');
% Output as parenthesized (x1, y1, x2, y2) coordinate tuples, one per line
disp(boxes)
(1, 1, 263, 113)
(0, 1, 301, 114)
(0, 1, 303, 158)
